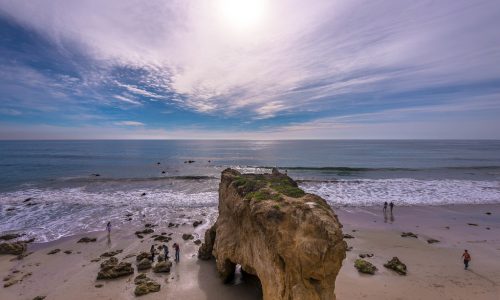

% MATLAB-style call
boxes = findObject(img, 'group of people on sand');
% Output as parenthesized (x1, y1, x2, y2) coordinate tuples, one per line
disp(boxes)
(149, 243, 180, 262)
(106, 221, 181, 263)
(381, 203, 473, 271)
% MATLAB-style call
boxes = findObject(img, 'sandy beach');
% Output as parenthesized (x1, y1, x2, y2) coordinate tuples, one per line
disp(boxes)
(1, 203, 499, 300)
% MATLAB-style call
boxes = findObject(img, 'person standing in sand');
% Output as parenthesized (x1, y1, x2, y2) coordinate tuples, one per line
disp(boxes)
(150, 245, 156, 262)
(106, 221, 111, 235)
(383, 202, 388, 212)
(173, 243, 180, 262)
(389, 202, 394, 213)
(462, 250, 471, 270)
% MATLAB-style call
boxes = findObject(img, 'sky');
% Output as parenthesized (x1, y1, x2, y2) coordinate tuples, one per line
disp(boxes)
(0, 0, 499, 139)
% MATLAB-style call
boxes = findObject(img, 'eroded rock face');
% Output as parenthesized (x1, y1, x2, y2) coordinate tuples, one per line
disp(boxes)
(200, 168, 346, 300)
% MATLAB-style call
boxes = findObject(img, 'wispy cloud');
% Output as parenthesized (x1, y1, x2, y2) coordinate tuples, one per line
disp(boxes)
(114, 121, 145, 126)
(0, 0, 499, 138)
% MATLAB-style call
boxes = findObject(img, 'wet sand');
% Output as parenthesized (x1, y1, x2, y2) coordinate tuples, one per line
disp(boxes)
(1, 204, 499, 299)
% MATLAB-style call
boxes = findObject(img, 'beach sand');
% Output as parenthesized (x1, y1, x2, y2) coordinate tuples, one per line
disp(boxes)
(1, 204, 499, 300)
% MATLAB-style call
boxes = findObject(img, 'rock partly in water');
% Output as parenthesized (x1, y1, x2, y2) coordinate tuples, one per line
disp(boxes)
(354, 259, 377, 275)
(0, 242, 26, 255)
(193, 220, 202, 227)
(137, 258, 152, 270)
(0, 233, 22, 241)
(153, 260, 172, 273)
(384, 257, 407, 275)
(200, 168, 346, 300)
(77, 237, 97, 243)
(194, 239, 202, 245)
(401, 232, 418, 238)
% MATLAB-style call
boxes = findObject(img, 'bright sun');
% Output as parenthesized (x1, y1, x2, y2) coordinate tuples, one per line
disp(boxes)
(216, 0, 269, 31)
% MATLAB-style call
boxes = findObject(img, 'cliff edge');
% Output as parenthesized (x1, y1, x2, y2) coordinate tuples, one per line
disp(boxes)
(199, 168, 346, 300)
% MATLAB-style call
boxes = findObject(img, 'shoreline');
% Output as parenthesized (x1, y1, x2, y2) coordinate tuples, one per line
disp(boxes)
(1, 203, 500, 299)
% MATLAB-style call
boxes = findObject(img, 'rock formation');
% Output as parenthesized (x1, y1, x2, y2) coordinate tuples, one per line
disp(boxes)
(97, 257, 134, 279)
(198, 168, 346, 300)
(0, 242, 26, 255)
(384, 257, 407, 275)
(354, 259, 377, 274)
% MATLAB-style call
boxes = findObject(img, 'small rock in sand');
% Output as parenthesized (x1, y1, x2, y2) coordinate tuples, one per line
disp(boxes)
(153, 260, 172, 273)
(95, 284, 103, 288)
(64, 250, 72, 254)
(97, 257, 134, 280)
(137, 258, 152, 270)
(134, 278, 161, 296)
(154, 236, 170, 242)
(77, 237, 97, 243)
(359, 253, 374, 258)
(401, 232, 418, 238)
(47, 249, 61, 255)
(194, 239, 202, 245)
(136, 252, 150, 261)
(427, 239, 440, 244)
(467, 223, 478, 226)
(384, 257, 407, 275)
(101, 249, 123, 257)
(354, 259, 377, 275)
(485, 212, 492, 215)
(3, 279, 19, 287)
(182, 233, 194, 240)
(1, 242, 27, 255)
(135, 228, 154, 235)
(343, 234, 355, 239)
(33, 296, 46, 300)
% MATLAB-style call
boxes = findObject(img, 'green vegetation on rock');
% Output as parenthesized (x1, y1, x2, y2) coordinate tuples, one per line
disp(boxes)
(234, 172, 305, 199)
(354, 259, 377, 275)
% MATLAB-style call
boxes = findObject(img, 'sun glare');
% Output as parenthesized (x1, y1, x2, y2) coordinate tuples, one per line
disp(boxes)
(216, 0, 268, 31)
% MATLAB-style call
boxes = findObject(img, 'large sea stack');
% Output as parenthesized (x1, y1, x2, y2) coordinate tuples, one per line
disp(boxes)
(199, 168, 346, 300)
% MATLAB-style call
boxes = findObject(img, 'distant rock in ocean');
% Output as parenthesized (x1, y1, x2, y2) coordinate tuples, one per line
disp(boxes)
(199, 168, 346, 300)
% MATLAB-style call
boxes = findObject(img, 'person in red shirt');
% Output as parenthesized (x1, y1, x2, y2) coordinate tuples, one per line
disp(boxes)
(462, 250, 471, 270)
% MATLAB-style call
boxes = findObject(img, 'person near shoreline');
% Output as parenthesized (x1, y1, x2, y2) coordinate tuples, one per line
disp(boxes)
(173, 243, 180, 262)
(389, 202, 394, 213)
(163, 244, 169, 259)
(462, 250, 471, 270)
(106, 221, 111, 235)
(383, 202, 388, 212)
(150, 245, 156, 262)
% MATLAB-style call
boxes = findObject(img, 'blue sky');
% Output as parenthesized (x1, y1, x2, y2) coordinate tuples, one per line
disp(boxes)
(0, 0, 499, 139)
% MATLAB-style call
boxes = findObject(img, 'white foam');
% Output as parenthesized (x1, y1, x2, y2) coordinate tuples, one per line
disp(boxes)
(0, 187, 218, 242)
(301, 179, 500, 207)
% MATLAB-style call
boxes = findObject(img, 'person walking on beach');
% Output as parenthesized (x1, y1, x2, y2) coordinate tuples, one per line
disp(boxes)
(173, 243, 180, 262)
(383, 202, 388, 212)
(389, 202, 394, 213)
(462, 250, 471, 270)
(106, 221, 111, 235)
(150, 245, 156, 262)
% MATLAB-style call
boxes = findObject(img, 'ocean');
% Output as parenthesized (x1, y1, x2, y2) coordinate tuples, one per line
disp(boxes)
(1, 140, 500, 242)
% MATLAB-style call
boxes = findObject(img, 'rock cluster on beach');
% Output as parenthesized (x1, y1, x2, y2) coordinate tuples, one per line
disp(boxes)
(97, 257, 134, 279)
(198, 168, 346, 300)
(134, 274, 160, 296)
